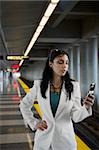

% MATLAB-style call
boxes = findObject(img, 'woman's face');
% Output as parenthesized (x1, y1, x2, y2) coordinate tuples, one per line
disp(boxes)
(49, 54, 69, 77)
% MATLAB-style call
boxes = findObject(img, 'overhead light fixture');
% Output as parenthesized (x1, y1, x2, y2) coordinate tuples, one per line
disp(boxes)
(19, 59, 24, 66)
(24, 37, 37, 56)
(36, 26, 44, 33)
(7, 56, 28, 60)
(24, 32, 40, 57)
(19, 0, 60, 66)
(33, 32, 40, 40)
(51, 0, 60, 3)
(39, 16, 49, 26)
(24, 41, 35, 56)
(44, 3, 57, 17)
(24, 35, 38, 56)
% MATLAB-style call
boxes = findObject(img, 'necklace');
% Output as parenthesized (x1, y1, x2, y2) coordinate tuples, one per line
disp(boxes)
(51, 82, 61, 89)
(50, 81, 62, 93)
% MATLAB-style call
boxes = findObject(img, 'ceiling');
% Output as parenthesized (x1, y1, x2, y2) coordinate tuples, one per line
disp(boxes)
(0, 0, 99, 70)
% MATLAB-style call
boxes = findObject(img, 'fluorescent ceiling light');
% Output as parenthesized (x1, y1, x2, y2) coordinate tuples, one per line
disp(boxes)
(44, 3, 57, 17)
(7, 56, 28, 60)
(24, 27, 43, 57)
(19, 0, 60, 66)
(33, 32, 40, 39)
(19, 59, 24, 66)
(24, 41, 35, 56)
(39, 16, 49, 26)
(36, 26, 44, 33)
(24, 33, 40, 56)
(51, 0, 60, 3)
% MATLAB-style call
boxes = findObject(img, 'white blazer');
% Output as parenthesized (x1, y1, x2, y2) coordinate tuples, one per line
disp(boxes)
(19, 80, 92, 150)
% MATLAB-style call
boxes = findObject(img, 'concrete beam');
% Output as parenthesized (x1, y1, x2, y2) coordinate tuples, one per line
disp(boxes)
(38, 37, 80, 43)
(52, 1, 79, 28)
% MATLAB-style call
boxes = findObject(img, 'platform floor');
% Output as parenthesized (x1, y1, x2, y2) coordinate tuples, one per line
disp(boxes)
(0, 77, 34, 150)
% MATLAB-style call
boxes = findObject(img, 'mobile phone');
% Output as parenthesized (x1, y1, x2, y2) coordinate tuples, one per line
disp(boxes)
(87, 83, 95, 97)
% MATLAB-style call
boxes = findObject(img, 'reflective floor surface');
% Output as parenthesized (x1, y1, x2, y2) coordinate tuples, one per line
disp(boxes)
(0, 73, 34, 150)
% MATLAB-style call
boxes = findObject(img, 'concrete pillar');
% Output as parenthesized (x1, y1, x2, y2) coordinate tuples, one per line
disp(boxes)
(80, 41, 89, 97)
(67, 48, 74, 78)
(72, 45, 80, 82)
(98, 36, 99, 110)
(88, 37, 99, 110)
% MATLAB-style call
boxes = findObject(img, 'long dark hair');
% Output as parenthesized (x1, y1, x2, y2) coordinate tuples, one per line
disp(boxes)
(40, 49, 74, 100)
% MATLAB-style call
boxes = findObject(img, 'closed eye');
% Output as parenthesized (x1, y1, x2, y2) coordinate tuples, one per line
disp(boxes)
(57, 60, 69, 65)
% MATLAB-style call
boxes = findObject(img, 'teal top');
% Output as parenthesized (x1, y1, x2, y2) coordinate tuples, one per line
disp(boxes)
(50, 91, 60, 117)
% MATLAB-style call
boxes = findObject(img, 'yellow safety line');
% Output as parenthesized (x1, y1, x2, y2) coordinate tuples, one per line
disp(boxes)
(17, 78, 91, 150)
(76, 135, 90, 150)
(17, 78, 42, 117)
(17, 78, 30, 93)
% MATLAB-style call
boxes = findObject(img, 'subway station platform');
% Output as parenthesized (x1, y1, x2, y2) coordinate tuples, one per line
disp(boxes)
(0, 1, 99, 149)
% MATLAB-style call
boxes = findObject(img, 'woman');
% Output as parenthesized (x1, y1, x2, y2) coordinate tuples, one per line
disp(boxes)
(19, 49, 94, 150)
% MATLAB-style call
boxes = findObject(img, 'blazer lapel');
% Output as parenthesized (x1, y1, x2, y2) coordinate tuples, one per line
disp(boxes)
(55, 83, 68, 119)
(45, 84, 54, 120)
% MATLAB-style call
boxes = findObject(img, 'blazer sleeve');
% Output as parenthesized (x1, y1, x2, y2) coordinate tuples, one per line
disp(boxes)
(19, 80, 39, 131)
(71, 82, 92, 123)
